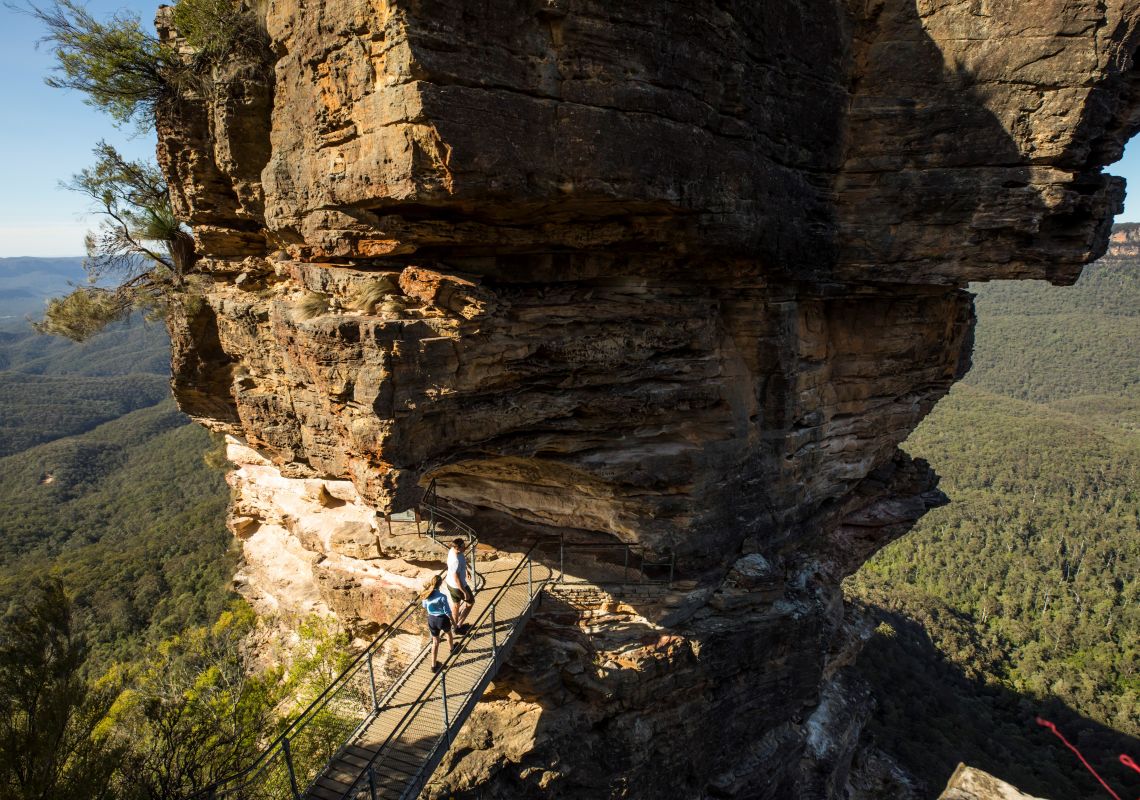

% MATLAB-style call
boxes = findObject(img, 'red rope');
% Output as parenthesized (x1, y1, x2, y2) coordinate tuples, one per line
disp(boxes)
(1121, 754, 1140, 776)
(1035, 717, 1123, 800)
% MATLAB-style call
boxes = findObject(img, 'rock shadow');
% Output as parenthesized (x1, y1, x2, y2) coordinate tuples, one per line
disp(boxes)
(852, 600, 1140, 799)
(835, 0, 1140, 286)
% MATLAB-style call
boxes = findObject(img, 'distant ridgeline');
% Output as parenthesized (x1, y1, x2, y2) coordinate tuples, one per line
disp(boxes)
(0, 257, 173, 456)
(967, 222, 1140, 407)
(0, 255, 152, 322)
(0, 257, 232, 668)
(847, 230, 1140, 799)
(0, 256, 87, 320)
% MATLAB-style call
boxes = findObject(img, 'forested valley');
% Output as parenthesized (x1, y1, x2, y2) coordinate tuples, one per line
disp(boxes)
(0, 258, 351, 798)
(0, 280, 233, 668)
(847, 240, 1140, 798)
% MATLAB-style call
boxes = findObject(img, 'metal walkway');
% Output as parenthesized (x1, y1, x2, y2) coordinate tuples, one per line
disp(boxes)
(199, 535, 550, 800)
(198, 482, 672, 800)
(307, 551, 550, 800)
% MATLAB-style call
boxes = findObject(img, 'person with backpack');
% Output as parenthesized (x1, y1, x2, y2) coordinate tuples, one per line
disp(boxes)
(420, 574, 455, 673)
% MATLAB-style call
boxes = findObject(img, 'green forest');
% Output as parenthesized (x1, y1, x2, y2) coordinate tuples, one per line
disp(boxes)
(0, 302, 280, 799)
(847, 255, 1140, 798)
(0, 312, 233, 669)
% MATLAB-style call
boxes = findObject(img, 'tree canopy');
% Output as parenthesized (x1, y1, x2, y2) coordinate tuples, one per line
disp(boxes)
(33, 142, 196, 341)
(847, 258, 1140, 798)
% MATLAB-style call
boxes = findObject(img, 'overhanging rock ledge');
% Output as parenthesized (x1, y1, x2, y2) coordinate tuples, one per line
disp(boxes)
(156, 1, 1140, 797)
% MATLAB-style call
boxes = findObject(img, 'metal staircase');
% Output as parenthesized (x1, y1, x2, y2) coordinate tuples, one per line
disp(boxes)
(198, 495, 550, 800)
(315, 550, 549, 800)
(199, 482, 676, 800)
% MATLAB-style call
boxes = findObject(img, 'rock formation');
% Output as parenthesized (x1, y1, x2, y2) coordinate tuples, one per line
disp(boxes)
(937, 765, 1049, 800)
(156, 0, 1140, 797)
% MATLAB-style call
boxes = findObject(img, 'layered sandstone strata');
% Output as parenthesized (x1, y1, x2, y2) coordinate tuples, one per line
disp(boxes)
(156, 0, 1140, 797)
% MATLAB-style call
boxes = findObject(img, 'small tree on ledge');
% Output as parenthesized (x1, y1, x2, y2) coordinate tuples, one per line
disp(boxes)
(33, 142, 197, 341)
(27, 0, 269, 341)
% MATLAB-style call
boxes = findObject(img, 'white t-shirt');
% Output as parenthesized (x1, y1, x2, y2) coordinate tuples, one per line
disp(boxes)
(446, 547, 469, 589)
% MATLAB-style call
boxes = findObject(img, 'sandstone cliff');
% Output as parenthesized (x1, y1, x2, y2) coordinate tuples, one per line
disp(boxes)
(155, 1, 1140, 797)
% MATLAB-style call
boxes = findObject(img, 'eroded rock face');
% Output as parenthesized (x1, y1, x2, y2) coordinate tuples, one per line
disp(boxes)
(156, 0, 1140, 797)
(224, 439, 437, 632)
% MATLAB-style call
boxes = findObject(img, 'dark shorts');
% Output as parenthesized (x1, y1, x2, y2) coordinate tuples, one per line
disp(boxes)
(446, 582, 474, 604)
(427, 614, 452, 639)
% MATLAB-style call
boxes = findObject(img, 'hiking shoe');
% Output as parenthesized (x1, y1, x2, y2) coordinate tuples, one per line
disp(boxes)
(431, 661, 442, 674)
(456, 623, 472, 635)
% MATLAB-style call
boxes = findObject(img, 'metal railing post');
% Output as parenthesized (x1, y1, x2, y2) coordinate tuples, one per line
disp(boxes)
(282, 735, 300, 800)
(623, 546, 630, 584)
(470, 540, 478, 588)
(441, 672, 452, 746)
(528, 559, 533, 599)
(559, 537, 564, 583)
(669, 551, 675, 586)
(368, 765, 378, 800)
(491, 602, 498, 655)
(367, 650, 379, 712)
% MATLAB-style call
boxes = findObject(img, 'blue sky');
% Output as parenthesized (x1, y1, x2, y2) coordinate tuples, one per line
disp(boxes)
(3, 3, 1140, 257)
(0, 0, 156, 258)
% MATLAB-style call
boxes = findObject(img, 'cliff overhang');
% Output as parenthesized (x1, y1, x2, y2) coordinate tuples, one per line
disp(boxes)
(155, 1, 1140, 797)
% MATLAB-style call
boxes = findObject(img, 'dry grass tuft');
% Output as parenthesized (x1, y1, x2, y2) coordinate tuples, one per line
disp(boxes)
(350, 276, 400, 314)
(294, 291, 333, 320)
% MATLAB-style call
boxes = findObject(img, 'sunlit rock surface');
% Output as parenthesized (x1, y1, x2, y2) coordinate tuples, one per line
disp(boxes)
(156, 0, 1140, 796)
(938, 765, 1050, 800)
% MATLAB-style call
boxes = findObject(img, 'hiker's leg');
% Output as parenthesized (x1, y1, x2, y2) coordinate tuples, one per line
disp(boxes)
(458, 586, 473, 625)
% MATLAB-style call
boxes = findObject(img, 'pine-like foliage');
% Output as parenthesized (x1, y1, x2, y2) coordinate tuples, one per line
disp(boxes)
(32, 0, 175, 129)
(32, 143, 195, 342)
(0, 579, 121, 800)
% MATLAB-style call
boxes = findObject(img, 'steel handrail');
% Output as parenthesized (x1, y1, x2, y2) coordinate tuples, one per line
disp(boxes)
(339, 543, 551, 800)
(353, 549, 550, 800)
(396, 557, 551, 800)
(423, 479, 480, 589)
(198, 480, 670, 799)
(196, 594, 424, 797)
(196, 489, 480, 799)
(537, 536, 676, 586)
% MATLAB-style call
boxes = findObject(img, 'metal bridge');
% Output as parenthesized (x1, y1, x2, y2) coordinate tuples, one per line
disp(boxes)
(199, 489, 674, 800)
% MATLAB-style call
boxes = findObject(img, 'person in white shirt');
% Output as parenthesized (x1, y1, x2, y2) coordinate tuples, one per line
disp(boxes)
(445, 537, 474, 634)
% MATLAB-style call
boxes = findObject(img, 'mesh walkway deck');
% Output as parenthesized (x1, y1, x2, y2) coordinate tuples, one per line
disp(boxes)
(197, 492, 670, 800)
(305, 553, 549, 800)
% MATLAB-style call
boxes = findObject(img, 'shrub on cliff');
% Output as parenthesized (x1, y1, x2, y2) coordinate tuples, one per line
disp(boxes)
(30, 0, 268, 341)
(171, 0, 268, 68)
(33, 143, 196, 342)
(294, 291, 334, 321)
(31, 0, 267, 128)
(350, 276, 401, 315)
(31, 0, 175, 129)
